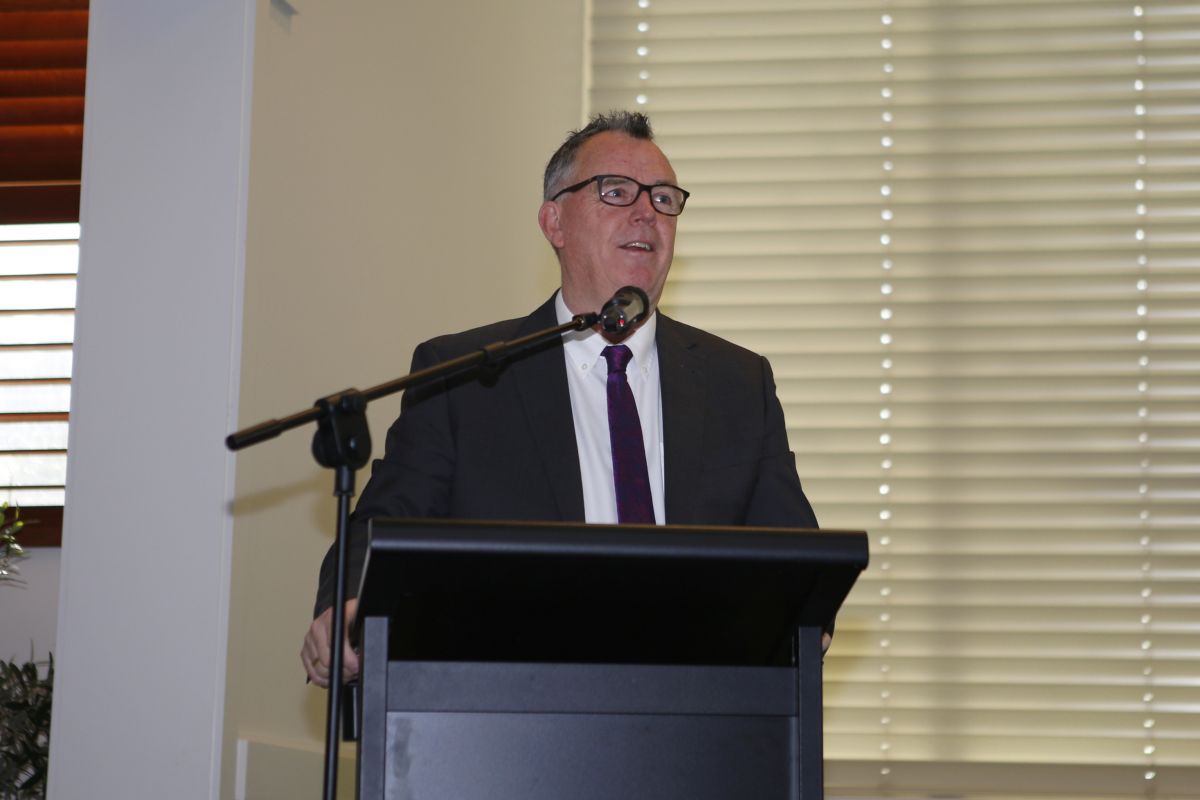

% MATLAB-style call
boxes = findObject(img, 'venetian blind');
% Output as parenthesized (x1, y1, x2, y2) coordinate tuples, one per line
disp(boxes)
(590, 1, 1200, 797)
(0, 223, 76, 508)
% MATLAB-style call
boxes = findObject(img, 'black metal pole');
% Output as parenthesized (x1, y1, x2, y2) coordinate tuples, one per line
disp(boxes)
(322, 466, 355, 800)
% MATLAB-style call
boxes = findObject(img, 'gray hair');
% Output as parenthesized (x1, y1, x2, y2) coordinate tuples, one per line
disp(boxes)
(542, 111, 655, 201)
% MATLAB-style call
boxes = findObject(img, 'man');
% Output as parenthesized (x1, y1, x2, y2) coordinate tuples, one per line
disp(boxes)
(301, 111, 818, 687)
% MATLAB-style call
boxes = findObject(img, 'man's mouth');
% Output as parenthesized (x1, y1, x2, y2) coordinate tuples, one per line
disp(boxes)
(621, 241, 654, 252)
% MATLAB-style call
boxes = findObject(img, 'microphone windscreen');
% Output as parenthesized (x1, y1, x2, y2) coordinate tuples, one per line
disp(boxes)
(599, 286, 650, 339)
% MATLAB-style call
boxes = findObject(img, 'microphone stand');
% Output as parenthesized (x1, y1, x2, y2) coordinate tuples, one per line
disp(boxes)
(225, 311, 599, 800)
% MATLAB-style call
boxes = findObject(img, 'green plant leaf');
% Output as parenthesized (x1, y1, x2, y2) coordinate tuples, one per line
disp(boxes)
(0, 654, 54, 798)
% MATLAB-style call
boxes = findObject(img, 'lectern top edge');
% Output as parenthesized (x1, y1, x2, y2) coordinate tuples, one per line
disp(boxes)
(354, 518, 868, 668)
(365, 517, 869, 568)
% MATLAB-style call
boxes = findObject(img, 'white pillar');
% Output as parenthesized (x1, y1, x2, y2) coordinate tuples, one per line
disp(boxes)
(47, 2, 255, 797)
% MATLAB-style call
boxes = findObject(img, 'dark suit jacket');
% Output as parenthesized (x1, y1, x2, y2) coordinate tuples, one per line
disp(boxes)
(316, 294, 817, 613)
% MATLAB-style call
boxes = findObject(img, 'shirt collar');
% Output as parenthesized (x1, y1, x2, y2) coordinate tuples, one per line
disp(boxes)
(555, 289, 658, 368)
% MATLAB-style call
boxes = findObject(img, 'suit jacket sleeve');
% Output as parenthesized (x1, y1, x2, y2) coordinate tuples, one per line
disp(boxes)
(658, 315, 817, 531)
(744, 355, 818, 529)
(313, 298, 580, 615)
(314, 340, 455, 615)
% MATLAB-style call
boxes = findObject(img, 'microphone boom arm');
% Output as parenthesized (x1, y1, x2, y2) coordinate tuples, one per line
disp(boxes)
(225, 311, 598, 452)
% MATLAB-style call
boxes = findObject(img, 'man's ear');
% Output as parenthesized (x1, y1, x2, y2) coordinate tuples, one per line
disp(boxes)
(538, 200, 565, 249)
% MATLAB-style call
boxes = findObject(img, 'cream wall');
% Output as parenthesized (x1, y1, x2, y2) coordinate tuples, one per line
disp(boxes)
(222, 1, 584, 797)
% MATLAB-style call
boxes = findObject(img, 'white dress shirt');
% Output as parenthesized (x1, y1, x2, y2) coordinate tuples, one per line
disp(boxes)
(555, 290, 665, 524)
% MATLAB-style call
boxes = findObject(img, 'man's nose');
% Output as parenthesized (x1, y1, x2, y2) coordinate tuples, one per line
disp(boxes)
(629, 187, 658, 221)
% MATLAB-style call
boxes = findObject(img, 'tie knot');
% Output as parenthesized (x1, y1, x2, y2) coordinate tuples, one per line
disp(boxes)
(602, 345, 633, 375)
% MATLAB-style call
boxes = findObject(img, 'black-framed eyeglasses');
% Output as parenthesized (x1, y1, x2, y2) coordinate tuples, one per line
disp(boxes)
(551, 174, 690, 216)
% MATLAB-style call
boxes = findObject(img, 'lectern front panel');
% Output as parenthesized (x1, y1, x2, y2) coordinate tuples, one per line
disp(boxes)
(385, 711, 795, 800)
(379, 661, 802, 800)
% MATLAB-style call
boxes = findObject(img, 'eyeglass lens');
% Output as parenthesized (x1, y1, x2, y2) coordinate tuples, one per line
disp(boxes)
(598, 176, 686, 215)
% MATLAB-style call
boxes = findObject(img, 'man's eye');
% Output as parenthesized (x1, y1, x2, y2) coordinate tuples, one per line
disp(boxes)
(603, 185, 631, 200)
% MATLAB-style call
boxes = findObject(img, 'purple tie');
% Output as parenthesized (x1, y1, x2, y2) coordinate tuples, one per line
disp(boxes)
(602, 345, 655, 524)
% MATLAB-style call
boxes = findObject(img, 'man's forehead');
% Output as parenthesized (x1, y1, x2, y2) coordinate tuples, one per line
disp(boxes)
(576, 132, 676, 183)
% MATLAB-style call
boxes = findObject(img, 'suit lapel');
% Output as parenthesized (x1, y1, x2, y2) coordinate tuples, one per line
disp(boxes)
(510, 295, 586, 521)
(657, 314, 706, 523)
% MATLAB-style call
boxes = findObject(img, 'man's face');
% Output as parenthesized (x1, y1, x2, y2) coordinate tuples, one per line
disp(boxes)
(538, 131, 678, 317)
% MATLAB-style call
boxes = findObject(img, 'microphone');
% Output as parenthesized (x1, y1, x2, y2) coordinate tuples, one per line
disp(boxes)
(599, 286, 650, 340)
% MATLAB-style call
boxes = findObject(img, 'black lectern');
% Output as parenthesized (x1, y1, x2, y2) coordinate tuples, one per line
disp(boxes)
(354, 519, 867, 800)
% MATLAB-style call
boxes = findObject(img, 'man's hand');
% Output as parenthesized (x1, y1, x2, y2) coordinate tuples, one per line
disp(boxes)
(301, 598, 359, 688)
